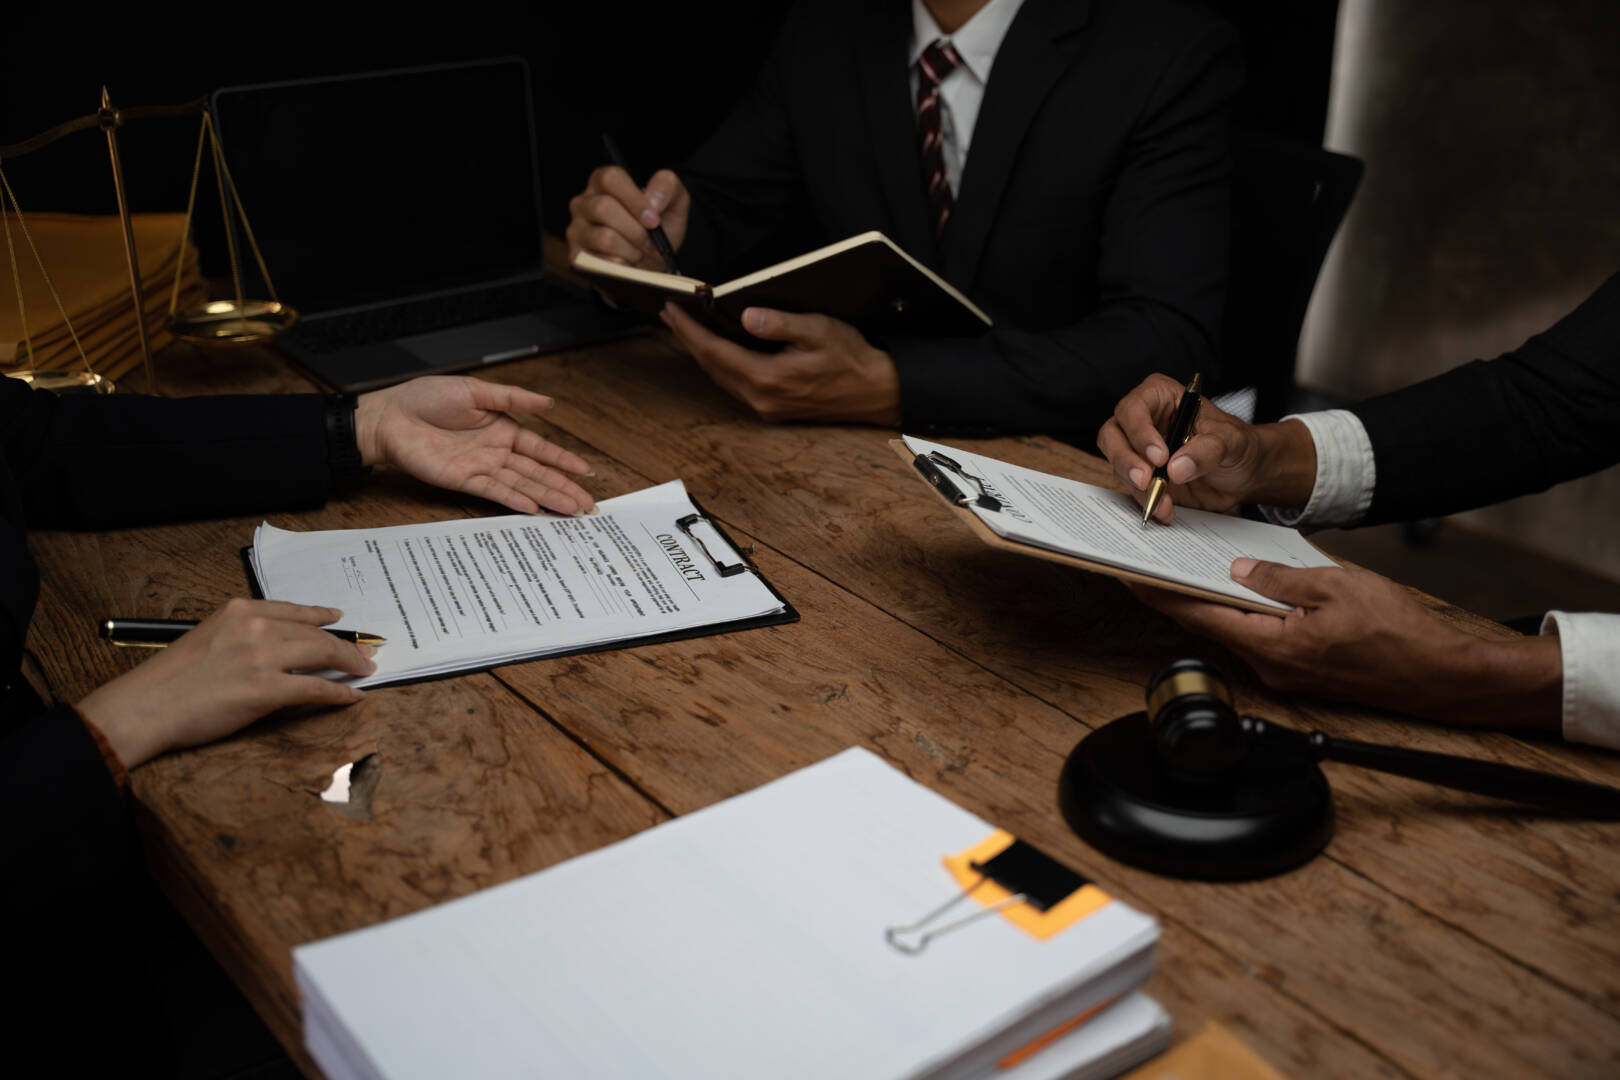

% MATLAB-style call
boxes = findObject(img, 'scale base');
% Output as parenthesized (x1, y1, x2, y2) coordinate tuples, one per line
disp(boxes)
(1058, 712, 1334, 881)
(6, 369, 114, 394)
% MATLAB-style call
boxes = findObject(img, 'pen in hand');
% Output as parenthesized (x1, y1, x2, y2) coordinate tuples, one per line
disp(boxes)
(1141, 372, 1203, 526)
(100, 618, 386, 648)
(601, 133, 683, 276)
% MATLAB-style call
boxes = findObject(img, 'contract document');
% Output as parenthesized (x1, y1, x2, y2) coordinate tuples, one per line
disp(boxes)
(249, 480, 794, 687)
(899, 436, 1337, 614)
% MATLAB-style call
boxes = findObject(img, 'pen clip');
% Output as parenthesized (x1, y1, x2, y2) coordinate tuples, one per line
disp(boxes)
(914, 451, 1002, 512)
(676, 512, 751, 577)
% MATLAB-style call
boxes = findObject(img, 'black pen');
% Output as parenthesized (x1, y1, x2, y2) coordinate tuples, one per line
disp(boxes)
(601, 133, 683, 276)
(99, 618, 386, 648)
(1141, 372, 1203, 526)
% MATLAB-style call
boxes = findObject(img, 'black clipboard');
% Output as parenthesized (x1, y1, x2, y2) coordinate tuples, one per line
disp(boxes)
(240, 496, 798, 686)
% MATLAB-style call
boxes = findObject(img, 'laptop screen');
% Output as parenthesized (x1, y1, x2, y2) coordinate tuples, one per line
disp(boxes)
(213, 59, 544, 315)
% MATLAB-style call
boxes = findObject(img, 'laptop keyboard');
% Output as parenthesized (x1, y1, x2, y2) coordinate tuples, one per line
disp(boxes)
(295, 278, 581, 353)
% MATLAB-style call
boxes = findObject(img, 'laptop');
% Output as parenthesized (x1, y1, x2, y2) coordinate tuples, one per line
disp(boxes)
(211, 58, 640, 392)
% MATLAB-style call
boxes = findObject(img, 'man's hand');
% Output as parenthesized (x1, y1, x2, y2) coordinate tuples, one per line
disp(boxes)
(1096, 374, 1317, 522)
(1133, 558, 1563, 730)
(566, 165, 691, 270)
(355, 376, 595, 515)
(79, 600, 375, 769)
(660, 302, 901, 425)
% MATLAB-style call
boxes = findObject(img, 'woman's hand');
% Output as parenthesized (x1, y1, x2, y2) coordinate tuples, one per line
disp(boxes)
(79, 600, 376, 769)
(355, 376, 596, 515)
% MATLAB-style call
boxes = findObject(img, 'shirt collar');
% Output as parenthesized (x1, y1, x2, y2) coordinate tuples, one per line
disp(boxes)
(909, 0, 1028, 83)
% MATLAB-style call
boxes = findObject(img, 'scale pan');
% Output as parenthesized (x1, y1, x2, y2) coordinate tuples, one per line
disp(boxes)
(170, 299, 298, 347)
(6, 369, 115, 394)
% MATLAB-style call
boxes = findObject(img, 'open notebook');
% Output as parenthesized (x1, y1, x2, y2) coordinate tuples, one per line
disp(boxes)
(295, 748, 1168, 1080)
(573, 230, 992, 342)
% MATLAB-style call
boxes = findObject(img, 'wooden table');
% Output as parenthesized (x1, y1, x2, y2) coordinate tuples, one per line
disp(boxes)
(25, 331, 1620, 1079)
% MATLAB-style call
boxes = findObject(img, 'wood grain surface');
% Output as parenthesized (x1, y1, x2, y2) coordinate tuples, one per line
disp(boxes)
(22, 323, 1620, 1079)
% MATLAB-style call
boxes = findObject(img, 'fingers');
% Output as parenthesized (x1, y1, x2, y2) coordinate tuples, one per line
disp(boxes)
(274, 673, 368, 708)
(738, 307, 835, 345)
(643, 169, 683, 222)
(510, 425, 593, 478)
(274, 626, 377, 678)
(215, 597, 342, 627)
(498, 458, 595, 515)
(1230, 558, 1337, 607)
(1097, 416, 1157, 495)
(1111, 374, 1189, 468)
(1166, 431, 1231, 486)
(465, 379, 554, 419)
(1130, 582, 1289, 642)
(661, 301, 770, 407)
(566, 166, 653, 264)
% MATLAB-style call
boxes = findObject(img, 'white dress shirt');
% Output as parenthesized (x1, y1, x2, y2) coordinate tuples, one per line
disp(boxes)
(1268, 409, 1620, 751)
(908, 0, 1028, 196)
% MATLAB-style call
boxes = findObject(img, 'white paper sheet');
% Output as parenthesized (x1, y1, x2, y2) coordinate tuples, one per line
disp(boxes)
(294, 748, 1160, 1080)
(903, 436, 1337, 612)
(250, 480, 785, 687)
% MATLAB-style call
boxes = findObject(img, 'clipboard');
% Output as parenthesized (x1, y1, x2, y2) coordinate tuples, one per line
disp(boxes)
(240, 494, 799, 683)
(890, 438, 1297, 615)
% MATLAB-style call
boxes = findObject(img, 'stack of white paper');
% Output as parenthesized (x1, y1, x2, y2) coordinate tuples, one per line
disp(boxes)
(250, 480, 788, 688)
(295, 748, 1169, 1080)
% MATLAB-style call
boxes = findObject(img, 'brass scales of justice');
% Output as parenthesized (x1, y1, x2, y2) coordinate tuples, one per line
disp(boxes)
(0, 88, 296, 395)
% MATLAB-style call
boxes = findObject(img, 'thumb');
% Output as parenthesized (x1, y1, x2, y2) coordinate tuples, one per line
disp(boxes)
(740, 307, 836, 344)
(644, 169, 683, 216)
(1230, 558, 1335, 607)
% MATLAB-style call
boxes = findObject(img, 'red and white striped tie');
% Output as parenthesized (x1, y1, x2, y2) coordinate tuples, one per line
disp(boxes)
(916, 38, 962, 237)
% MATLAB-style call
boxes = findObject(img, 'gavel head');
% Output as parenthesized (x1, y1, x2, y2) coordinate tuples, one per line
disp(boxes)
(1145, 658, 1248, 776)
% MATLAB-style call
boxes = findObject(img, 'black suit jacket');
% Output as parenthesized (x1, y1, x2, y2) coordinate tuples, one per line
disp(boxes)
(676, 0, 1241, 445)
(0, 379, 333, 1065)
(1352, 272, 1620, 525)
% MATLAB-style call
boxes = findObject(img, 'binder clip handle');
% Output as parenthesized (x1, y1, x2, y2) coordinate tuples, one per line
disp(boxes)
(884, 873, 1027, 955)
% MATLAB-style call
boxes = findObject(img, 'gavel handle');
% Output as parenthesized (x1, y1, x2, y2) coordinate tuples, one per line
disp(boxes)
(1244, 718, 1620, 819)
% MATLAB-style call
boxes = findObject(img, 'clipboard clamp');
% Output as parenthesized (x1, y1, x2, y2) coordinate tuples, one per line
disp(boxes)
(676, 511, 752, 577)
(914, 451, 1001, 512)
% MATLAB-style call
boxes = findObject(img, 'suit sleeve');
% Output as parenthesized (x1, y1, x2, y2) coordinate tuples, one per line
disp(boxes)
(1351, 272, 1620, 525)
(891, 22, 1241, 445)
(674, 10, 812, 279)
(1, 377, 332, 530)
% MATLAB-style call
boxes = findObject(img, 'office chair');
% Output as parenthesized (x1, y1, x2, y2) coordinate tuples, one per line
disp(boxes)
(1216, 131, 1364, 423)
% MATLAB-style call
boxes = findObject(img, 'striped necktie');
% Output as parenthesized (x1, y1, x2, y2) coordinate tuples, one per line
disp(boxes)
(916, 39, 963, 236)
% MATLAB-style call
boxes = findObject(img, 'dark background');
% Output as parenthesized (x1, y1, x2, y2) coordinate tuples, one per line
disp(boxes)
(2, 2, 1338, 274)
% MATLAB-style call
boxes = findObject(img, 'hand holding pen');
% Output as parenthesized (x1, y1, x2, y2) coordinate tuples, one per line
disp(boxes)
(1097, 373, 1321, 523)
(80, 600, 378, 770)
(566, 137, 693, 273)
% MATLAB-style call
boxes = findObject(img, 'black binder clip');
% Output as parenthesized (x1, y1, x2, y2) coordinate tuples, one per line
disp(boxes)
(676, 512, 751, 577)
(884, 839, 1087, 955)
(913, 450, 1002, 512)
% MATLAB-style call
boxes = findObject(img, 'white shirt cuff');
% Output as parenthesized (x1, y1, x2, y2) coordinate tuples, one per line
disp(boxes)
(1540, 612, 1620, 751)
(1258, 410, 1376, 529)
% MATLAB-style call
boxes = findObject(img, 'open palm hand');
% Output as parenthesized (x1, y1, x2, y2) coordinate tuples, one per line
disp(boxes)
(355, 376, 595, 515)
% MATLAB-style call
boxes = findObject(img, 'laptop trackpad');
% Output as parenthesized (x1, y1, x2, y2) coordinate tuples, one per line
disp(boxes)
(400, 314, 555, 367)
